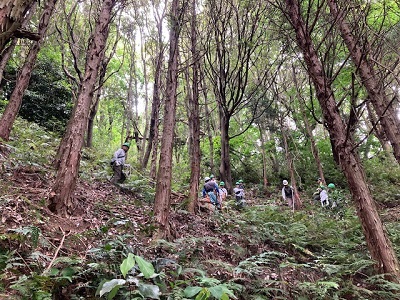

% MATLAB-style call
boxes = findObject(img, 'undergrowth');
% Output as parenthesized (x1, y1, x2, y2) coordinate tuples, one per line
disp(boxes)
(1, 119, 400, 299)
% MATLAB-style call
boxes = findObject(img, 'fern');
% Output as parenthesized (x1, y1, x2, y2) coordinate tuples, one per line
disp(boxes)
(10, 226, 41, 248)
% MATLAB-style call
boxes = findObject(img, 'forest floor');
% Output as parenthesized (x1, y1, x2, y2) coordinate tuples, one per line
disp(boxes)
(0, 163, 293, 298)
(1, 162, 400, 299)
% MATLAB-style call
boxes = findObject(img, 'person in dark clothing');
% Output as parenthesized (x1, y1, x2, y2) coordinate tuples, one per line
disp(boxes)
(202, 176, 220, 207)
(110, 142, 130, 184)
(281, 179, 294, 208)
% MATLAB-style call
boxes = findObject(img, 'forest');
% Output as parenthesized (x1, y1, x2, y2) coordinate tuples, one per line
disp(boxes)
(1, 0, 400, 299)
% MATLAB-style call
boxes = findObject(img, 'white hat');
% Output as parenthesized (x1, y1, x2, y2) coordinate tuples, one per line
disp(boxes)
(283, 180, 288, 185)
(204, 177, 210, 182)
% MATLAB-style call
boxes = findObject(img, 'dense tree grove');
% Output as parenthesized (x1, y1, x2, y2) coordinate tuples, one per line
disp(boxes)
(1, 0, 400, 292)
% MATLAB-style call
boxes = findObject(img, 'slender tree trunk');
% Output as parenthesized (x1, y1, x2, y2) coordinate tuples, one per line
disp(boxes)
(187, 0, 201, 214)
(327, 0, 400, 164)
(0, 2, 38, 84)
(149, 125, 159, 180)
(258, 124, 268, 189)
(366, 102, 394, 161)
(86, 90, 100, 148)
(153, 0, 182, 239)
(48, 0, 117, 216)
(292, 66, 325, 184)
(139, 28, 149, 161)
(285, 0, 400, 281)
(203, 83, 215, 175)
(142, 35, 163, 170)
(219, 107, 232, 192)
(281, 123, 301, 209)
(0, 41, 15, 84)
(0, 0, 57, 141)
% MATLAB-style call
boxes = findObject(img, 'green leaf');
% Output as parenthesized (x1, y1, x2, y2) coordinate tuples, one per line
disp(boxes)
(317, 281, 339, 289)
(120, 253, 135, 278)
(96, 279, 108, 296)
(48, 268, 59, 276)
(221, 294, 230, 300)
(99, 279, 126, 297)
(184, 286, 203, 297)
(135, 255, 155, 279)
(60, 266, 75, 282)
(209, 285, 237, 299)
(195, 288, 211, 300)
(61, 267, 75, 277)
(108, 285, 121, 300)
(138, 283, 160, 299)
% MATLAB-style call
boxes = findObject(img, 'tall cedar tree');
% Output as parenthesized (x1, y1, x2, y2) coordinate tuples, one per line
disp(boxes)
(284, 0, 400, 281)
(186, 0, 201, 213)
(48, 0, 118, 215)
(327, 0, 400, 164)
(153, 0, 185, 239)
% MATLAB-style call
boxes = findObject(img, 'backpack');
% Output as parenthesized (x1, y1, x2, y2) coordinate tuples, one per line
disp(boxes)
(284, 186, 293, 198)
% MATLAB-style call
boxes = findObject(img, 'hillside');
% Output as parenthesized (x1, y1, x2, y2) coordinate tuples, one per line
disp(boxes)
(1, 124, 400, 299)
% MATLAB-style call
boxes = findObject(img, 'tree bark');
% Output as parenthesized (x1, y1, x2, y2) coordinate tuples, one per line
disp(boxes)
(153, 0, 183, 239)
(0, 2, 38, 84)
(48, 0, 117, 216)
(142, 20, 164, 170)
(327, 0, 400, 164)
(139, 29, 149, 160)
(219, 107, 232, 193)
(186, 0, 201, 214)
(0, 0, 37, 54)
(0, 0, 57, 141)
(285, 0, 400, 281)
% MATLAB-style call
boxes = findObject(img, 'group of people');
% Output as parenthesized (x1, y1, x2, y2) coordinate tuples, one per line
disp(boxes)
(109, 143, 339, 211)
(202, 176, 246, 210)
(313, 178, 336, 208)
(281, 177, 337, 208)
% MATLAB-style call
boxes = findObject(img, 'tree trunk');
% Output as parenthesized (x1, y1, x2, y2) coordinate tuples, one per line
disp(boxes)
(219, 107, 232, 193)
(86, 90, 100, 148)
(281, 123, 301, 209)
(366, 102, 394, 161)
(142, 30, 164, 170)
(186, 0, 201, 214)
(139, 29, 149, 161)
(258, 124, 268, 189)
(203, 81, 215, 176)
(0, 0, 57, 141)
(327, 0, 400, 164)
(48, 0, 117, 216)
(0, 0, 36, 54)
(149, 125, 159, 180)
(153, 0, 182, 239)
(285, 0, 400, 282)
(0, 2, 37, 84)
(292, 66, 326, 185)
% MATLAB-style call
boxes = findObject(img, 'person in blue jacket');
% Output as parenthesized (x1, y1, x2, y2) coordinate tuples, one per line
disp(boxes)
(202, 176, 220, 208)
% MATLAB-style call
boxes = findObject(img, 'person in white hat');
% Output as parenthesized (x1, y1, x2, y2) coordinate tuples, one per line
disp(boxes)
(281, 179, 294, 208)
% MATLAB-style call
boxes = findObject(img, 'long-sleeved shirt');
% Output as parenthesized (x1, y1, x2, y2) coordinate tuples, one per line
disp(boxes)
(233, 186, 244, 198)
(111, 148, 126, 166)
(202, 181, 219, 197)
